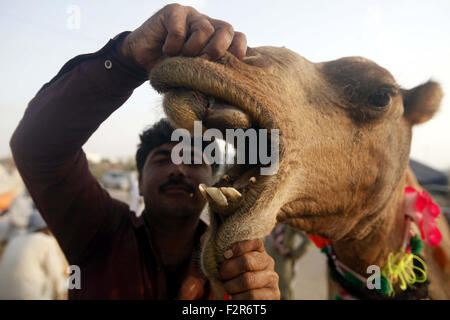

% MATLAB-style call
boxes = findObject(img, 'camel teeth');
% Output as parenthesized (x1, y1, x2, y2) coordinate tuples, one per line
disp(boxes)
(220, 187, 242, 200)
(206, 187, 228, 206)
(198, 184, 208, 199)
(249, 177, 256, 184)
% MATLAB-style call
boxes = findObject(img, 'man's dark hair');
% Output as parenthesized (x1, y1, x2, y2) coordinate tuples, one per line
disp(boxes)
(135, 118, 219, 177)
(136, 119, 174, 177)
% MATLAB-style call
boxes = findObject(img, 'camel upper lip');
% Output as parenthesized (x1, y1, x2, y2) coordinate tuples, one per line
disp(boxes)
(149, 56, 276, 131)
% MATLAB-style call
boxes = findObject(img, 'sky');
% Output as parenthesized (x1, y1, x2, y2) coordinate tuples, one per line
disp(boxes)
(0, 0, 449, 170)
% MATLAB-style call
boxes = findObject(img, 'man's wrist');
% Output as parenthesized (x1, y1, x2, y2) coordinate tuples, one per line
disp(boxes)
(111, 31, 149, 82)
(119, 33, 137, 67)
(72, 32, 149, 97)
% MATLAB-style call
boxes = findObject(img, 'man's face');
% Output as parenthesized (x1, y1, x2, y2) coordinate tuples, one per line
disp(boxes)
(139, 142, 213, 219)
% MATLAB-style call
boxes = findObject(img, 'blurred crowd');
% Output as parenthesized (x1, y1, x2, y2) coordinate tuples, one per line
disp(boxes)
(0, 189, 69, 300)
(0, 166, 144, 300)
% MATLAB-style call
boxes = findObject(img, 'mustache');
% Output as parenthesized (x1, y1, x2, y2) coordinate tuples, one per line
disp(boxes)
(159, 177, 195, 193)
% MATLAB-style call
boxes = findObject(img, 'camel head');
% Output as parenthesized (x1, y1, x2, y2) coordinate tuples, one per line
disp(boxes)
(149, 47, 443, 292)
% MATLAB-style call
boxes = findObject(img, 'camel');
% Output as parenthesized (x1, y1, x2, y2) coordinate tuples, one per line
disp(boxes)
(148, 45, 450, 299)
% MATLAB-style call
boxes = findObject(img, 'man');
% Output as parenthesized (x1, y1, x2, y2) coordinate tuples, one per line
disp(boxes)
(10, 4, 280, 299)
(0, 190, 34, 243)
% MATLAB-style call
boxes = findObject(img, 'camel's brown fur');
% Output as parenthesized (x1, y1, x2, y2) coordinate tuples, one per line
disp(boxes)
(149, 46, 450, 299)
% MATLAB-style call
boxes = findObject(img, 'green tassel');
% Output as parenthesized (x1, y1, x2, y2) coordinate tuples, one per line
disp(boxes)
(376, 275, 392, 295)
(333, 294, 343, 300)
(410, 235, 424, 255)
(344, 271, 363, 287)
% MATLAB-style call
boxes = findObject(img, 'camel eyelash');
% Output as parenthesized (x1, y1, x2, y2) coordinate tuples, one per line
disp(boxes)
(378, 84, 399, 96)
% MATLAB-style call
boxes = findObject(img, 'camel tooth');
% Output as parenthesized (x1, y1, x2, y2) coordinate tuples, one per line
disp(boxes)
(198, 184, 208, 199)
(249, 177, 256, 184)
(220, 187, 242, 200)
(206, 187, 228, 206)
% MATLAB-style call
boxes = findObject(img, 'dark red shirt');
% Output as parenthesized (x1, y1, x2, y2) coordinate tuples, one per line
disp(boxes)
(10, 32, 214, 300)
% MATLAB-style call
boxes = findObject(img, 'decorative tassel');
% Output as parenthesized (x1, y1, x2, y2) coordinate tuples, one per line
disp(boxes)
(376, 275, 392, 295)
(409, 234, 424, 255)
(381, 250, 427, 296)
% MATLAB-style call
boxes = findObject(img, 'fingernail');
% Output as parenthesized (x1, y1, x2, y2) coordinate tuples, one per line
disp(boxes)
(199, 53, 210, 60)
(224, 249, 233, 259)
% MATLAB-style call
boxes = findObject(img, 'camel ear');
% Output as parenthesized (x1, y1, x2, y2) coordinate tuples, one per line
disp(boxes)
(402, 80, 443, 125)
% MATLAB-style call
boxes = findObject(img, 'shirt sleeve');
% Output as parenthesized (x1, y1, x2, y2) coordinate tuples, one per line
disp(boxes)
(10, 32, 149, 264)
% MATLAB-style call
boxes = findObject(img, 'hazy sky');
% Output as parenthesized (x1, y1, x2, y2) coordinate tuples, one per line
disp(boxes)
(1, 0, 449, 170)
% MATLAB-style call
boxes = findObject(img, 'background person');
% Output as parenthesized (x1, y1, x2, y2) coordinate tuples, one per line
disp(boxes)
(0, 210, 68, 300)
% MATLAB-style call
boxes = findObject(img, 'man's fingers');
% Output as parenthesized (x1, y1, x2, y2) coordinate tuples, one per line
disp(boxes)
(162, 4, 188, 55)
(223, 270, 278, 294)
(220, 251, 273, 280)
(200, 19, 234, 60)
(182, 17, 215, 57)
(228, 31, 247, 59)
(124, 4, 248, 71)
(161, 7, 245, 60)
(230, 239, 265, 258)
(230, 288, 280, 300)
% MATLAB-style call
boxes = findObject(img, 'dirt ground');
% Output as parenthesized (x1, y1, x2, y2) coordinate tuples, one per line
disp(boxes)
(292, 245, 328, 299)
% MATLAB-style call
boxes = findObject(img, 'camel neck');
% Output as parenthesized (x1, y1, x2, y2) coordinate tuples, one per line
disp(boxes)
(332, 178, 407, 276)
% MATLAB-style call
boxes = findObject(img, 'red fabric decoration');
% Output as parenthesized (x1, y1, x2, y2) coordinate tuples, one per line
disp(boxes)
(308, 234, 332, 248)
(404, 186, 442, 246)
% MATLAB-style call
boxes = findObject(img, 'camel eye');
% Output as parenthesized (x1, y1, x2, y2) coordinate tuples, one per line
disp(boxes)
(368, 91, 392, 108)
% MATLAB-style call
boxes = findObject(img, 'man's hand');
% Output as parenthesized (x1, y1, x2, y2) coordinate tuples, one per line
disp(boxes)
(219, 239, 280, 300)
(121, 3, 247, 71)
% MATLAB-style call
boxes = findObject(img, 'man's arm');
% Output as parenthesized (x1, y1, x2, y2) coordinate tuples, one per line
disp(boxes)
(10, 2, 247, 270)
(10, 32, 148, 264)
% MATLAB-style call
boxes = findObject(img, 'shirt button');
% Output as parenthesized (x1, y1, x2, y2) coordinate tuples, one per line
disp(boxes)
(104, 59, 112, 70)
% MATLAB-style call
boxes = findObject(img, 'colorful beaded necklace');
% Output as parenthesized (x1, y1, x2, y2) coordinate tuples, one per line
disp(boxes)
(309, 186, 442, 300)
